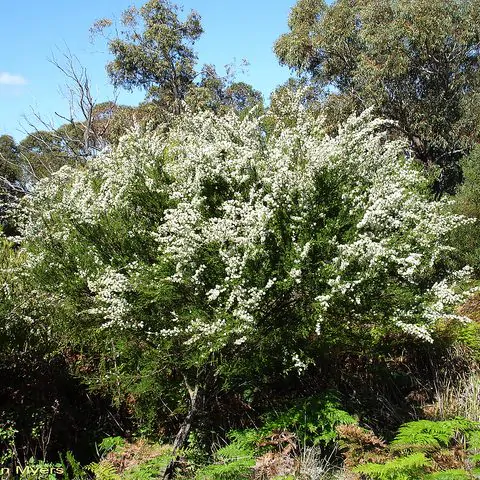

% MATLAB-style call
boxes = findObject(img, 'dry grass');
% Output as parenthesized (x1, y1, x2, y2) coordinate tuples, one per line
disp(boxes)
(423, 370, 480, 421)
(103, 439, 172, 473)
(457, 293, 480, 323)
(296, 445, 345, 480)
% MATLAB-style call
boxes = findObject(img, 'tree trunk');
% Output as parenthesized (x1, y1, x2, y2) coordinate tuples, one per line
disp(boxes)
(162, 379, 200, 480)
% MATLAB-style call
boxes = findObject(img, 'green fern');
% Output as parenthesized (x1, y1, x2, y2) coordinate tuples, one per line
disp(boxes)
(195, 430, 256, 480)
(195, 459, 255, 480)
(353, 419, 480, 479)
(260, 391, 357, 446)
(86, 461, 120, 480)
(468, 430, 480, 449)
(353, 452, 432, 480)
(59, 451, 88, 480)
(122, 455, 171, 480)
(97, 436, 126, 458)
(423, 470, 473, 479)
(391, 418, 480, 451)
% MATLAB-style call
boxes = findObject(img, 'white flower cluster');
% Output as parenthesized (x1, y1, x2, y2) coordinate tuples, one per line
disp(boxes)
(86, 268, 132, 329)
(17, 91, 475, 362)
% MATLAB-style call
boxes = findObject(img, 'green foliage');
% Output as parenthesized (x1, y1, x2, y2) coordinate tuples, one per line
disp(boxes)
(94, 0, 203, 114)
(223, 81, 263, 115)
(19, 130, 83, 180)
(452, 323, 480, 361)
(6, 0, 480, 475)
(457, 147, 480, 219)
(0, 134, 21, 183)
(17, 458, 64, 480)
(192, 394, 354, 479)
(0, 236, 52, 355)
(275, 0, 480, 169)
(452, 146, 480, 273)
(0, 424, 16, 464)
(391, 418, 480, 451)
(217, 430, 258, 457)
(0, 135, 23, 234)
(423, 470, 473, 479)
(87, 440, 173, 480)
(195, 455, 254, 479)
(98, 437, 127, 458)
(15, 91, 475, 441)
(62, 451, 88, 480)
(92, 2, 263, 119)
(351, 418, 480, 479)
(121, 455, 171, 480)
(261, 392, 357, 447)
(194, 432, 256, 480)
(185, 67, 264, 116)
(87, 461, 120, 480)
(353, 452, 432, 480)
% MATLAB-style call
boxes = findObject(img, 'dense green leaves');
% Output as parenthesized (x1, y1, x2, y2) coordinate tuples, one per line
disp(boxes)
(275, 0, 480, 170)
(0, 135, 21, 184)
(96, 0, 203, 114)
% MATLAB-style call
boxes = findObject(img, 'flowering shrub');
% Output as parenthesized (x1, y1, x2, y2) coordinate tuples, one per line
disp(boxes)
(0, 236, 53, 354)
(16, 93, 475, 379)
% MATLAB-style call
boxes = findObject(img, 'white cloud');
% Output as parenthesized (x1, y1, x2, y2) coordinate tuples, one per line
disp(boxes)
(0, 72, 27, 86)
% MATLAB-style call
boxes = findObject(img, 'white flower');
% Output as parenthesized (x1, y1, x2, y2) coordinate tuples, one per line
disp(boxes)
(16, 90, 475, 349)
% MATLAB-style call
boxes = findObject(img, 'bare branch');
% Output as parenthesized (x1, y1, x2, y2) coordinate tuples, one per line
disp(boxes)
(20, 47, 119, 183)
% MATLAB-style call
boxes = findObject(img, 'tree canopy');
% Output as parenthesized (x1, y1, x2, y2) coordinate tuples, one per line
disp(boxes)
(275, 0, 480, 169)
(94, 0, 203, 114)
(0, 135, 21, 184)
(0, 136, 24, 234)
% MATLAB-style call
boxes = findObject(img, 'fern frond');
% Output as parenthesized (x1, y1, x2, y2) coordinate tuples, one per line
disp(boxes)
(467, 429, 480, 450)
(391, 419, 479, 451)
(423, 469, 472, 479)
(353, 452, 431, 480)
(86, 461, 120, 480)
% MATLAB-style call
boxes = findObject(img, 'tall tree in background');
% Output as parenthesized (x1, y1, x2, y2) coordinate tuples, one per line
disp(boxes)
(0, 135, 24, 234)
(185, 64, 264, 115)
(18, 130, 81, 181)
(224, 81, 264, 114)
(93, 0, 203, 115)
(275, 0, 480, 178)
(0, 135, 21, 188)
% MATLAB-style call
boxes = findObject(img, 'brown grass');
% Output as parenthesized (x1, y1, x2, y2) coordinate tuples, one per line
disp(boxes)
(457, 292, 480, 322)
(104, 439, 171, 473)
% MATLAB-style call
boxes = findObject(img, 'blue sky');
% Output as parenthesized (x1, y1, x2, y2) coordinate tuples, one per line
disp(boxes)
(0, 0, 296, 142)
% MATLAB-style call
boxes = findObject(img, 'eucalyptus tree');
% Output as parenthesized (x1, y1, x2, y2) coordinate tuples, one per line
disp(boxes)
(275, 0, 480, 176)
(0, 136, 21, 184)
(93, 0, 203, 115)
(0, 135, 25, 234)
